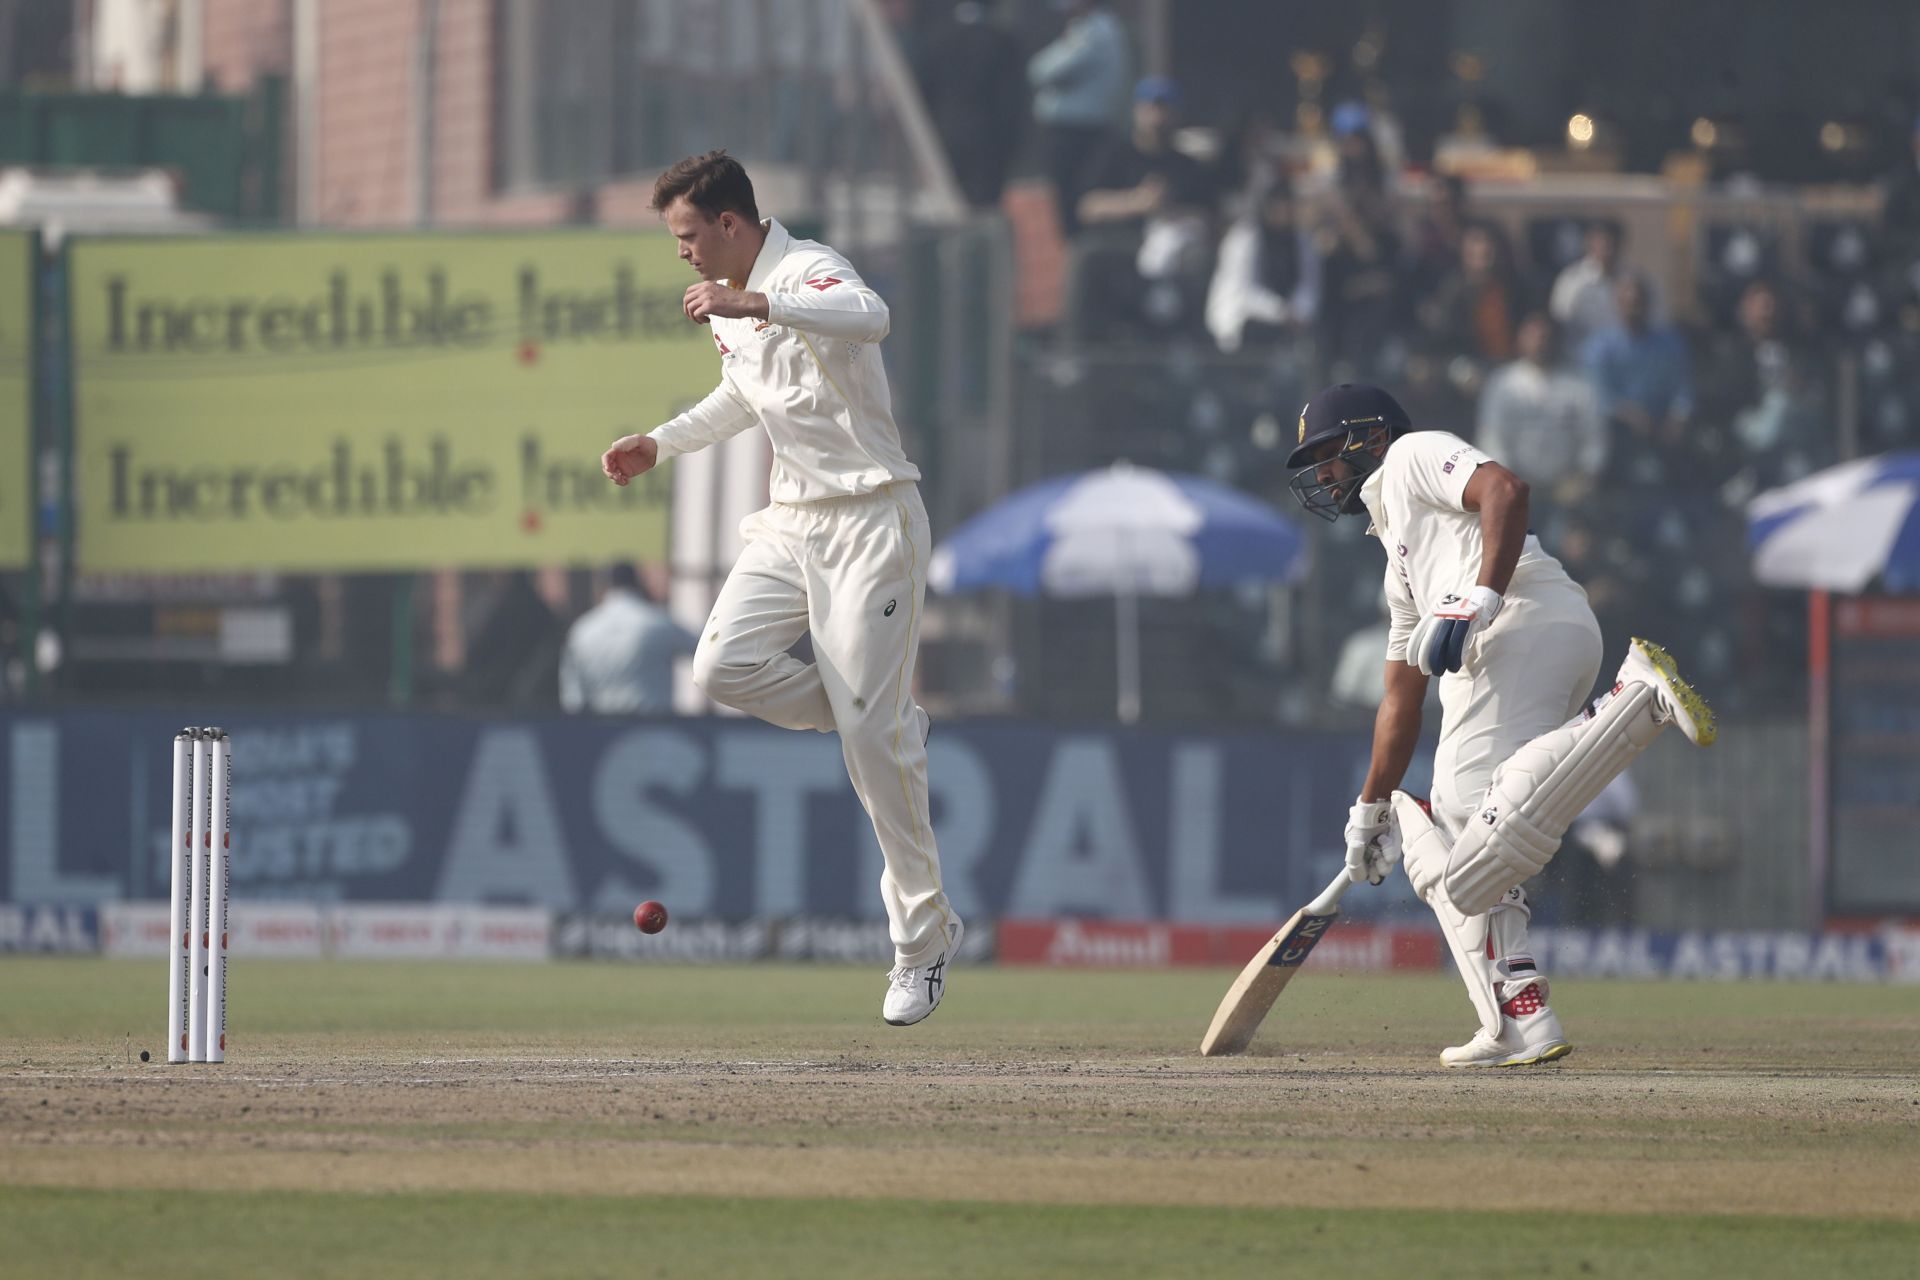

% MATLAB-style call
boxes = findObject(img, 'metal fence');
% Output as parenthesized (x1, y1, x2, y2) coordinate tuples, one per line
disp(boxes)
(1629, 719, 1812, 930)
(494, 0, 961, 233)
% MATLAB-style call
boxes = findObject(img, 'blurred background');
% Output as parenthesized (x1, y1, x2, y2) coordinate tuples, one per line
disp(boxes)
(2, 0, 1918, 964)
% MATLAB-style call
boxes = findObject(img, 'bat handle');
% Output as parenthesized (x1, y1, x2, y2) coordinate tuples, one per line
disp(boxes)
(1305, 869, 1354, 916)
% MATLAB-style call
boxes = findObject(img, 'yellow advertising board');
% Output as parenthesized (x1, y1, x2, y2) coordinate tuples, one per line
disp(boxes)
(0, 232, 31, 570)
(69, 232, 718, 572)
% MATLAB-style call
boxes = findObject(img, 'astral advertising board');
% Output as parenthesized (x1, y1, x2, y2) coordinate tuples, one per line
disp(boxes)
(0, 711, 1417, 926)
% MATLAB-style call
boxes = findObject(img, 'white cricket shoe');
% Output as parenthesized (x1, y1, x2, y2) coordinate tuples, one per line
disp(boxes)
(1620, 638, 1717, 747)
(1441, 981, 1572, 1068)
(882, 918, 963, 1026)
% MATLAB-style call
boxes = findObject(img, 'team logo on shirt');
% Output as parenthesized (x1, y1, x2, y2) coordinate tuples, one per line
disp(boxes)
(806, 276, 844, 291)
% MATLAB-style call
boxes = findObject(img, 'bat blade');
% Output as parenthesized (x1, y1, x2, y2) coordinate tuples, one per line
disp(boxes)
(1199, 871, 1351, 1057)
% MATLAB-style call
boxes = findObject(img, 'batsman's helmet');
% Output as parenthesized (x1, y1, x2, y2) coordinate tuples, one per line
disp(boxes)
(1284, 382, 1411, 521)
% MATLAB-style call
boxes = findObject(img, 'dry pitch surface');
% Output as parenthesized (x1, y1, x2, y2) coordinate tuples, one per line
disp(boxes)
(3, 959, 1918, 1278)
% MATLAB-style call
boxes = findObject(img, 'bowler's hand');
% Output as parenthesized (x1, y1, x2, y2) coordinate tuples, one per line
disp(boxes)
(683, 282, 766, 325)
(602, 433, 659, 486)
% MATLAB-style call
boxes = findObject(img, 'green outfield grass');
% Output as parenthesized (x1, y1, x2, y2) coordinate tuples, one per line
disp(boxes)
(4, 958, 1918, 1279)
(6, 956, 1913, 1059)
(6, 1187, 1918, 1280)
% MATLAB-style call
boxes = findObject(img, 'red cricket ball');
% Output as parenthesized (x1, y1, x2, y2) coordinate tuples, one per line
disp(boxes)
(634, 900, 669, 934)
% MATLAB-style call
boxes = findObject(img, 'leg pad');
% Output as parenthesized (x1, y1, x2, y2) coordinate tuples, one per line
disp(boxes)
(1443, 682, 1662, 915)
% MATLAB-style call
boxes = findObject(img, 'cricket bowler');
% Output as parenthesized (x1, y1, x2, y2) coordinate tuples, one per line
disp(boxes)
(1285, 383, 1715, 1066)
(601, 152, 962, 1025)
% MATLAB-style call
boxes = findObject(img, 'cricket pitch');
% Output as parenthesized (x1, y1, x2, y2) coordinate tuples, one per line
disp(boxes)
(3, 960, 1917, 1278)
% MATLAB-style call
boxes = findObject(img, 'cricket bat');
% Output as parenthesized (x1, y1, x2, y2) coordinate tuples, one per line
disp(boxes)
(1199, 869, 1354, 1056)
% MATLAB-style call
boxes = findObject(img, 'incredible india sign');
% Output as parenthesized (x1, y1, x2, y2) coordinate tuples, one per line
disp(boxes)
(0, 232, 31, 570)
(69, 232, 715, 572)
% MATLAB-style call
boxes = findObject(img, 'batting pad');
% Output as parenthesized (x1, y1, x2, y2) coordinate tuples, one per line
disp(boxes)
(1444, 682, 1664, 915)
(1434, 888, 1501, 1036)
(1393, 790, 1451, 906)
(1488, 887, 1545, 1002)
(1392, 792, 1500, 1035)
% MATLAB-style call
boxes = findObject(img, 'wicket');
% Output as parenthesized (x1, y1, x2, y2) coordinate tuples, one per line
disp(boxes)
(168, 728, 230, 1064)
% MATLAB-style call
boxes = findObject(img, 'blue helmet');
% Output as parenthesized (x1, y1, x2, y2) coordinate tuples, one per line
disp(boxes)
(1284, 383, 1411, 521)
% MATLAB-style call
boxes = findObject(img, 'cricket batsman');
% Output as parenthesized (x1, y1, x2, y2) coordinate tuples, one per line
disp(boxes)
(1285, 383, 1715, 1066)
(600, 152, 962, 1025)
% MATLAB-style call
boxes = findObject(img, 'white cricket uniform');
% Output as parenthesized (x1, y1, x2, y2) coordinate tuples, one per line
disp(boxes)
(648, 219, 957, 965)
(1359, 431, 1603, 841)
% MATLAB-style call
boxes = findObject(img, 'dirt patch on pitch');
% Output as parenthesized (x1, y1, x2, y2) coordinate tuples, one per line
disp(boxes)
(5, 1047, 1916, 1219)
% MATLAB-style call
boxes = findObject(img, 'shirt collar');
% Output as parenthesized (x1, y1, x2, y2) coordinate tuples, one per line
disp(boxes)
(1359, 453, 1390, 536)
(743, 218, 789, 293)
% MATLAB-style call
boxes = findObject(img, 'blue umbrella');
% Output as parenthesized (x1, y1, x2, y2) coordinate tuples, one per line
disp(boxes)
(930, 462, 1307, 720)
(1747, 452, 1920, 593)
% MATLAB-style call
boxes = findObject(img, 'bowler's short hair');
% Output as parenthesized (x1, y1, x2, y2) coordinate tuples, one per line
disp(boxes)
(650, 150, 759, 223)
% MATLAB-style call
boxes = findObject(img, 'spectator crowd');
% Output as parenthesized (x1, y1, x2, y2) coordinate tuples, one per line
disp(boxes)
(929, 0, 1920, 722)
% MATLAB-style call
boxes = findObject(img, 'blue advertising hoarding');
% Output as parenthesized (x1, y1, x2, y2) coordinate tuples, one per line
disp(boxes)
(0, 711, 1433, 923)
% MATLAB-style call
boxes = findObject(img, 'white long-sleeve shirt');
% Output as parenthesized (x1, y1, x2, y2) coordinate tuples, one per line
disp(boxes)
(1358, 431, 1572, 663)
(1475, 359, 1606, 486)
(1204, 217, 1321, 353)
(559, 589, 697, 714)
(1026, 7, 1130, 127)
(1549, 257, 1660, 354)
(647, 218, 920, 505)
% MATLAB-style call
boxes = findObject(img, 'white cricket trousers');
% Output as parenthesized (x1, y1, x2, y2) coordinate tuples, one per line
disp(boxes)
(1423, 576, 1603, 1025)
(1429, 576, 1605, 842)
(692, 481, 958, 965)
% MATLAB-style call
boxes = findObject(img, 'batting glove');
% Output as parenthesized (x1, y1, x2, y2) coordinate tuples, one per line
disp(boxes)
(1407, 585, 1503, 675)
(1343, 797, 1394, 885)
